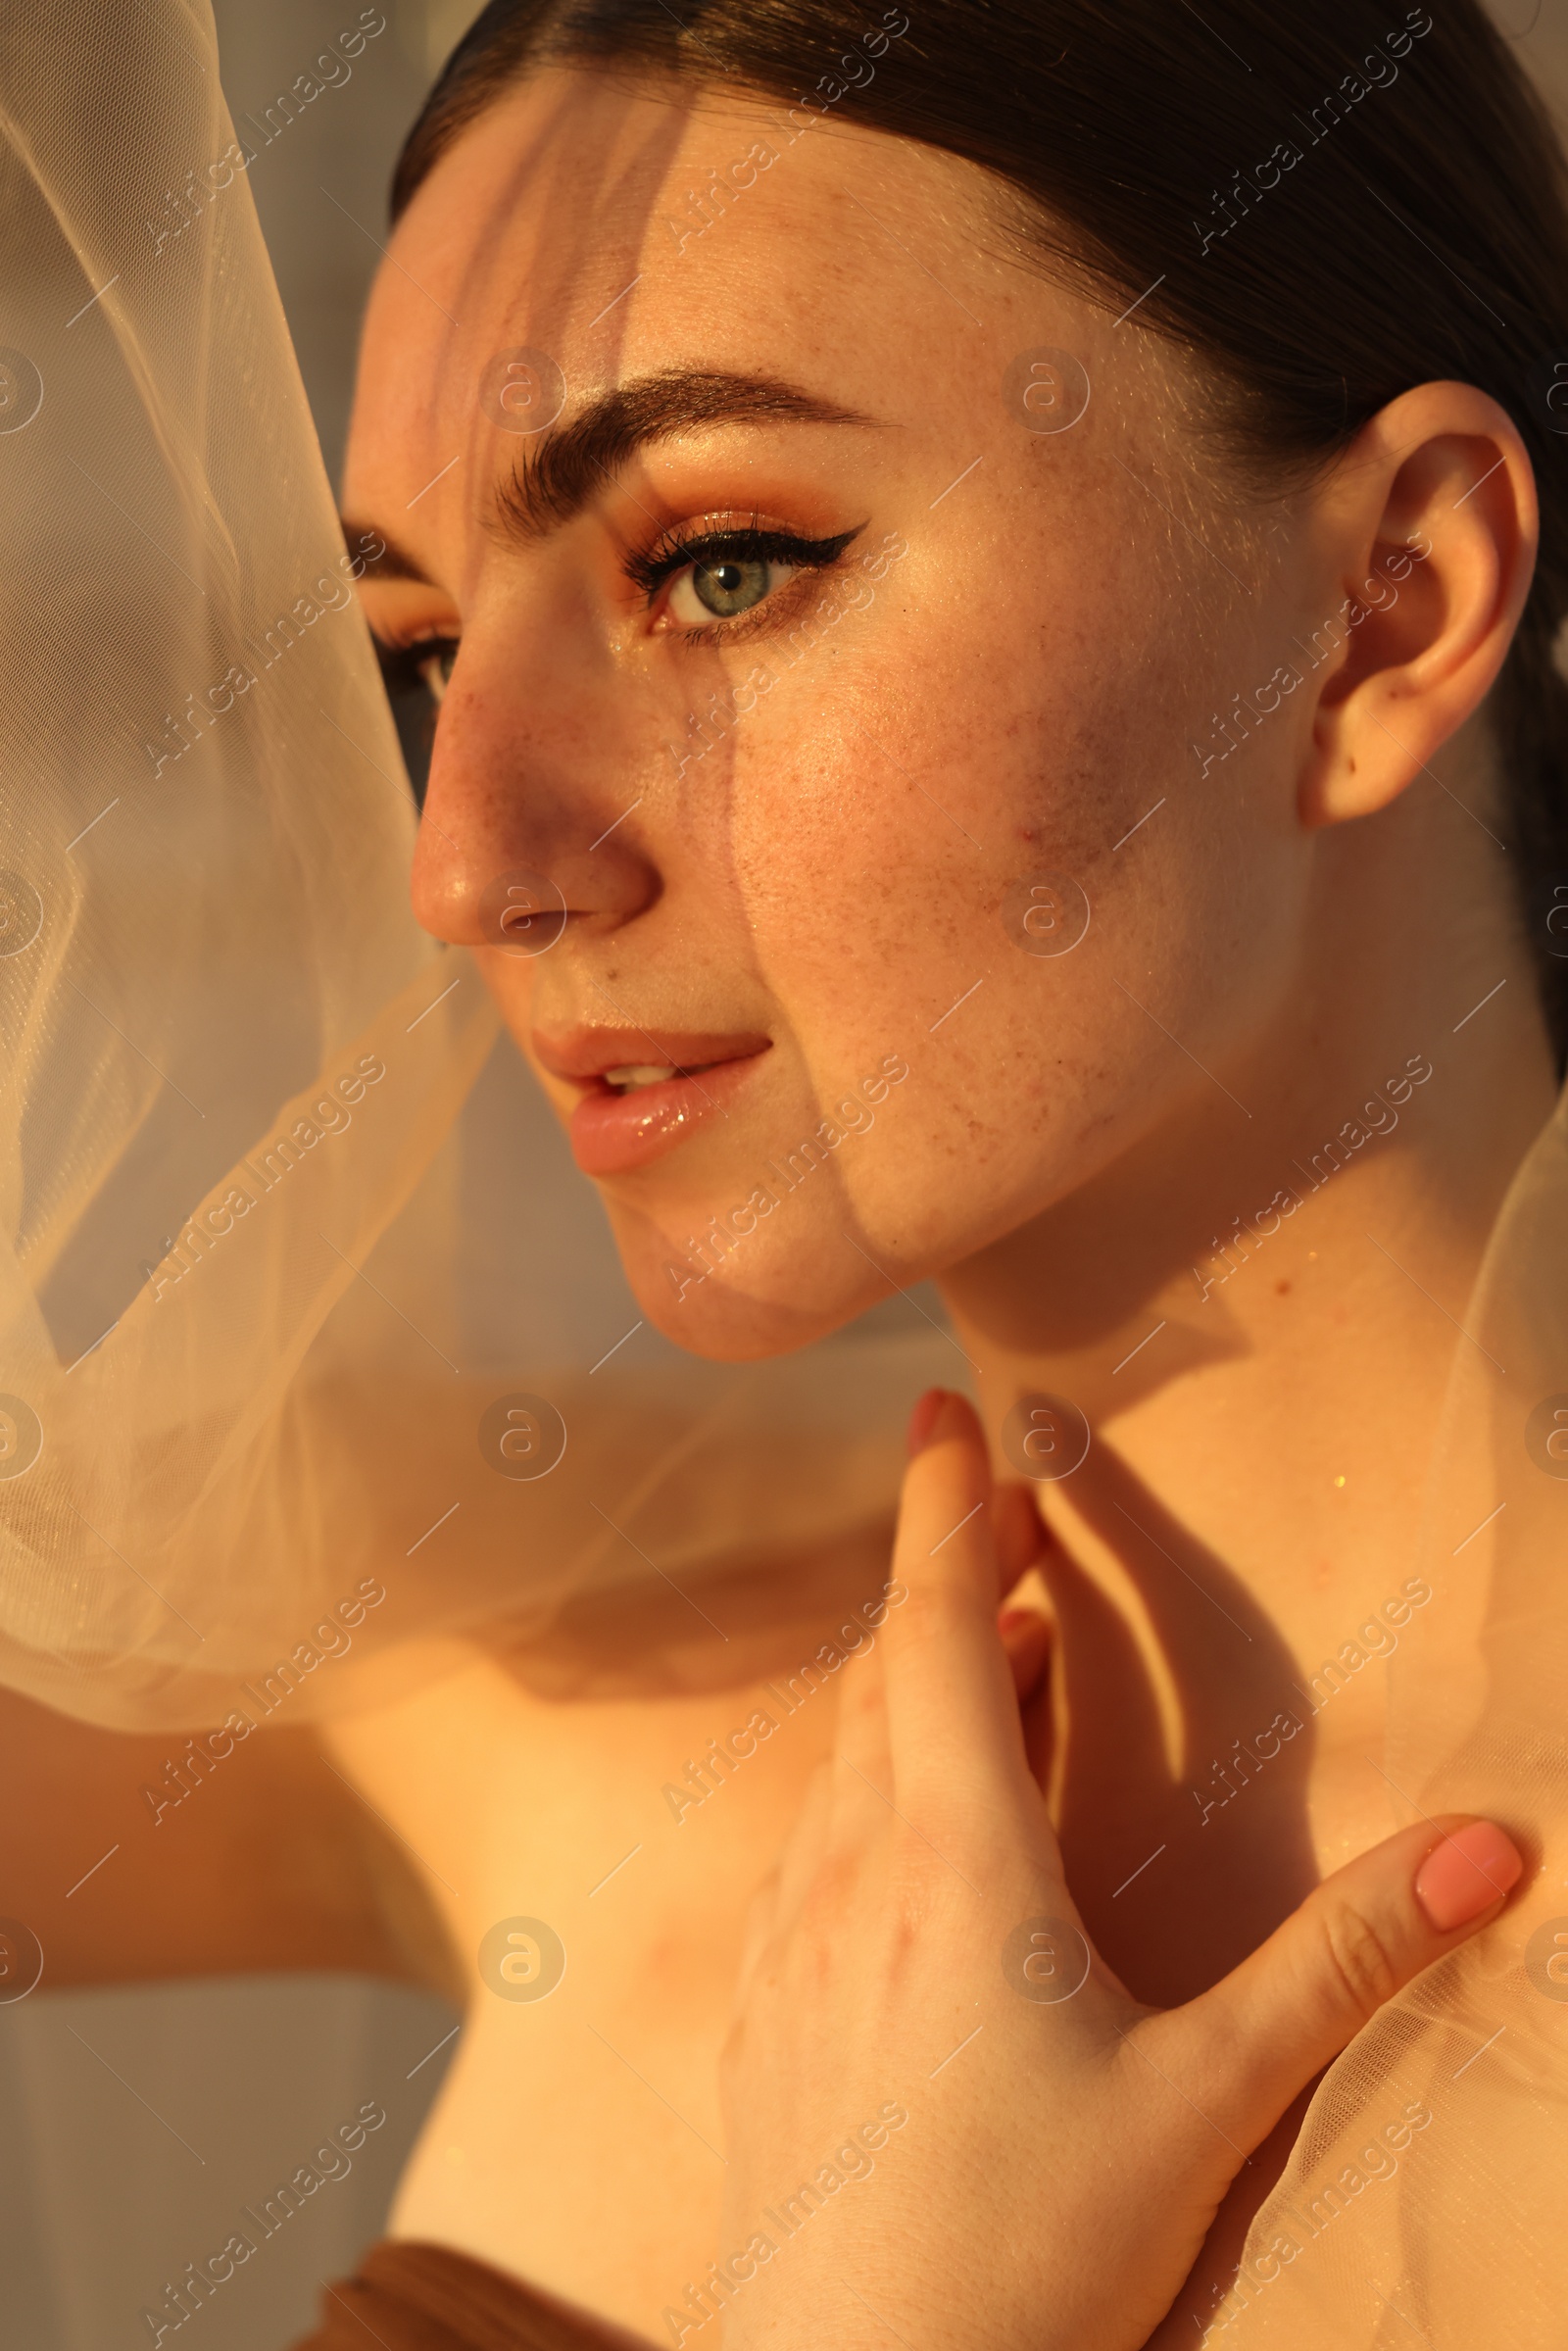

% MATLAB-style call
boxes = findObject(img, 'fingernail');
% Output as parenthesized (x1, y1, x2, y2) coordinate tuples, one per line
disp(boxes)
(906, 1389, 948, 1456)
(1414, 1820, 1523, 1931)
(998, 1606, 1043, 1638)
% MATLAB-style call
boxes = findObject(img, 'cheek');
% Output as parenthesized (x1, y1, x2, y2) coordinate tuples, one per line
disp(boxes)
(717, 568, 1175, 1085)
(703, 572, 1287, 1260)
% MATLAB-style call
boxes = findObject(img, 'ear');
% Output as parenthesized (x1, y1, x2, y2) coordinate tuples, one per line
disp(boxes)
(1295, 382, 1539, 831)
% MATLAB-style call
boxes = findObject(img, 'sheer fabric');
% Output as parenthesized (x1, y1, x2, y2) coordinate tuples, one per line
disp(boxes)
(1218, 1089, 1568, 2342)
(0, 0, 925, 1735)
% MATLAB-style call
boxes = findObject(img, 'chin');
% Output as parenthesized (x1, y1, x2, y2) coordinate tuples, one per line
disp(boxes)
(611, 1208, 883, 1361)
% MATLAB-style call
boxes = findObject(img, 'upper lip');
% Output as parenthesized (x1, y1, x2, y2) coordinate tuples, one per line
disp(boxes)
(531, 1026, 772, 1084)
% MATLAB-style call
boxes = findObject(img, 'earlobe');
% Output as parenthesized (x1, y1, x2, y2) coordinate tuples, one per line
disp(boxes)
(1295, 385, 1539, 833)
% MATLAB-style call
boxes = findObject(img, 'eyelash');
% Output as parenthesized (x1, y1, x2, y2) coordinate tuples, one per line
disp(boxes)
(624, 517, 864, 640)
(371, 516, 865, 694)
(377, 634, 457, 702)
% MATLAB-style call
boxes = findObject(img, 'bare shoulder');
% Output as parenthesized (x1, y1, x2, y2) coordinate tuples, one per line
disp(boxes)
(0, 1680, 459, 1997)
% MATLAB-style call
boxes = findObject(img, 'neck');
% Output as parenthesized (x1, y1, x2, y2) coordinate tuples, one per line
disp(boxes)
(941, 761, 1559, 1665)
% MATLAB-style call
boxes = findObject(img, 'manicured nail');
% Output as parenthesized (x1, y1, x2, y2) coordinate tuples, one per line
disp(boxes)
(1414, 1821, 1522, 1931)
(906, 1389, 948, 1456)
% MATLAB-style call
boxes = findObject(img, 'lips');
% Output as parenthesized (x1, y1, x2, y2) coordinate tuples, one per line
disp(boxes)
(532, 1026, 772, 1176)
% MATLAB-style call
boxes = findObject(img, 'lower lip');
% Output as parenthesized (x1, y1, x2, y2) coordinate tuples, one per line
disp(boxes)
(567, 1051, 768, 1176)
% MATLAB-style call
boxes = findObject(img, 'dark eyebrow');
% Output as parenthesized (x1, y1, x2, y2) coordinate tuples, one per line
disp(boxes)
(340, 369, 882, 582)
(340, 526, 434, 584)
(491, 367, 883, 543)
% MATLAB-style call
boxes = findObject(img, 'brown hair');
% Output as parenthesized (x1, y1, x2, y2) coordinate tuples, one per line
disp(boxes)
(392, 1, 1568, 1057)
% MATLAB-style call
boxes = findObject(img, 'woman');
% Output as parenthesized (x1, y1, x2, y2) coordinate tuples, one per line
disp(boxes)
(285, 0, 1565, 2343)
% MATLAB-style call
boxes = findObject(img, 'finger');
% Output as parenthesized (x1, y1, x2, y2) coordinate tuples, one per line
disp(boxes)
(1019, 1664, 1055, 1795)
(1157, 1814, 1524, 2155)
(832, 1590, 891, 1781)
(833, 1394, 955, 1780)
(994, 1480, 1047, 1589)
(880, 1391, 1045, 1827)
(999, 1600, 1053, 1704)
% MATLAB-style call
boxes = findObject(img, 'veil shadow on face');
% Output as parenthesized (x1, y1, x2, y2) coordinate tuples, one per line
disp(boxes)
(0, 0, 948, 1736)
(381, 52, 908, 1354)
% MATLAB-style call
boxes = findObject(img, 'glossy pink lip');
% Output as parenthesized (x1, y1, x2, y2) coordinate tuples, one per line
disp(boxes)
(532, 1027, 772, 1176)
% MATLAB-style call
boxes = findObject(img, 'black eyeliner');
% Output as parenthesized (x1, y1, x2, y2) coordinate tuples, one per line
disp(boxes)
(624, 520, 865, 599)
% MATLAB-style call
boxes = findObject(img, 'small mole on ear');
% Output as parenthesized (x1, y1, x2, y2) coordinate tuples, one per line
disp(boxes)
(1275, 1278, 1292, 1296)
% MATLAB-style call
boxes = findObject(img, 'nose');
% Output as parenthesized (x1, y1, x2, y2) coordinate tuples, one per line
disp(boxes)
(409, 619, 661, 948)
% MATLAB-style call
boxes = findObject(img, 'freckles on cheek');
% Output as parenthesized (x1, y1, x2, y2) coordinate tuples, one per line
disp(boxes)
(730, 755, 913, 1036)
(898, 604, 1147, 880)
(1010, 630, 1157, 856)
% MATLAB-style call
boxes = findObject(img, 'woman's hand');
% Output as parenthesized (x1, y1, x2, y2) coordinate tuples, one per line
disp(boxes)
(712, 1392, 1522, 2351)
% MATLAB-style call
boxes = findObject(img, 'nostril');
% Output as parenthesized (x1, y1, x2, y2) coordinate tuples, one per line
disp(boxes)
(476, 868, 568, 958)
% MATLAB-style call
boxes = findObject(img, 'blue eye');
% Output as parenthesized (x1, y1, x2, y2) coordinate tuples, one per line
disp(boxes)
(627, 522, 863, 631)
(671, 553, 793, 623)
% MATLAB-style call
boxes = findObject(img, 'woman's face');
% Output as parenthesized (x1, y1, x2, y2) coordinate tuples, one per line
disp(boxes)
(345, 66, 1333, 1360)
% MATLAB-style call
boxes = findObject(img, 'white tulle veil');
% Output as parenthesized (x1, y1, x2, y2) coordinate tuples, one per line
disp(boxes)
(0, 0, 929, 1734)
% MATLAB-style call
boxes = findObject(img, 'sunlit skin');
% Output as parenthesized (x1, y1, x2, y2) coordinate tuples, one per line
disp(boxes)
(336, 63, 1554, 2343)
